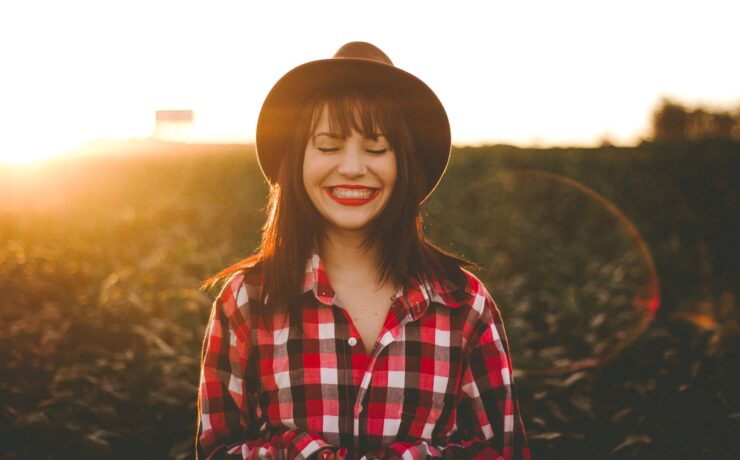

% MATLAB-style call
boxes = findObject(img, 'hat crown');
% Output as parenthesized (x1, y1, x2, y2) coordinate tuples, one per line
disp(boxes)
(333, 41, 394, 66)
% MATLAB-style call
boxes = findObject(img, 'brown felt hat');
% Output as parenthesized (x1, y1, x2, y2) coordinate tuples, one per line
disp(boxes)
(255, 41, 451, 203)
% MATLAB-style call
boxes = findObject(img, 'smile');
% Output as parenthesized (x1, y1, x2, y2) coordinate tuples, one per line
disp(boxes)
(325, 186, 379, 206)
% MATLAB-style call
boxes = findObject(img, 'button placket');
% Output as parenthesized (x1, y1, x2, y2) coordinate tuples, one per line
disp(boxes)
(351, 298, 414, 438)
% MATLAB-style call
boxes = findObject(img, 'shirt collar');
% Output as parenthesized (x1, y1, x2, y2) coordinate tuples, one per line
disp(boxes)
(302, 252, 337, 306)
(301, 251, 468, 318)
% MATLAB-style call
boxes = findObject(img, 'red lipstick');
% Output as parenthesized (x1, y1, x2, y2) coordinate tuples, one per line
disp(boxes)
(324, 185, 379, 206)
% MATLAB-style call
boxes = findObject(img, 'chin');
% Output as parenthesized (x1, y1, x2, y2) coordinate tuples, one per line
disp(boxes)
(323, 218, 374, 233)
(331, 223, 370, 233)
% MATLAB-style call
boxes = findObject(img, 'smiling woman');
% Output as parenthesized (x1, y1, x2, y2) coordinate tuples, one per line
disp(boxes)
(196, 42, 530, 460)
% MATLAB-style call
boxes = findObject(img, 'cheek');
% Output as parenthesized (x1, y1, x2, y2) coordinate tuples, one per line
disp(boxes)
(302, 152, 317, 189)
(302, 167, 322, 213)
(384, 153, 398, 188)
(302, 152, 328, 202)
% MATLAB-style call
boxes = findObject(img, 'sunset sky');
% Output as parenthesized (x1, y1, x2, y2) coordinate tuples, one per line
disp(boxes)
(1, 0, 738, 163)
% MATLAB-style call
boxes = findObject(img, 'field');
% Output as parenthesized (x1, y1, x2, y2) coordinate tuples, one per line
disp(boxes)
(1, 140, 738, 459)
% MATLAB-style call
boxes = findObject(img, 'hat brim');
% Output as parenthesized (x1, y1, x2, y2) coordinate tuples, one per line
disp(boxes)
(256, 57, 451, 203)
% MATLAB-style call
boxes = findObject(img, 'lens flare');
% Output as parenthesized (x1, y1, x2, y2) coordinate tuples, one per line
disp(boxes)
(445, 169, 660, 375)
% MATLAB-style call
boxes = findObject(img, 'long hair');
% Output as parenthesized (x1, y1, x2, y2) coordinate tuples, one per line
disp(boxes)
(202, 85, 471, 314)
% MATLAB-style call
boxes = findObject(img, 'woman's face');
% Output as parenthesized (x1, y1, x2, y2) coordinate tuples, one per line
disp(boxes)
(303, 107, 397, 235)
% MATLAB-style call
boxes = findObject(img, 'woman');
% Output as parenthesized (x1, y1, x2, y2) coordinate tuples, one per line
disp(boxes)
(196, 42, 529, 460)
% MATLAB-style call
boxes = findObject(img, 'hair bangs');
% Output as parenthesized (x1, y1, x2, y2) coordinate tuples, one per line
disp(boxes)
(308, 86, 400, 148)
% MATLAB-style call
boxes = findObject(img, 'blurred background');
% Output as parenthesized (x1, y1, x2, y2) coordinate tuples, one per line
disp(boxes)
(1, 1, 738, 459)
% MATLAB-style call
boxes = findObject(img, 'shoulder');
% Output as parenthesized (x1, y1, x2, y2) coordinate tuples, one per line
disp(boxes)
(456, 268, 505, 328)
(216, 263, 263, 301)
(213, 264, 265, 333)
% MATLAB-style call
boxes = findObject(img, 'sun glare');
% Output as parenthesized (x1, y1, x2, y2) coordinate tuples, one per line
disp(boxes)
(0, 1, 737, 159)
(0, 133, 83, 165)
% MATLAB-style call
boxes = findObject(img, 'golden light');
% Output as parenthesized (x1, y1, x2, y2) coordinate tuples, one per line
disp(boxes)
(0, 126, 82, 165)
(0, 1, 737, 165)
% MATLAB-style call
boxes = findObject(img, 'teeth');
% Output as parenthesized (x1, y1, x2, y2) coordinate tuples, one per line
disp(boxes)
(331, 187, 374, 199)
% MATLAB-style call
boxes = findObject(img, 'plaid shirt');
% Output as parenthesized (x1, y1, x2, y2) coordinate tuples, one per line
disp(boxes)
(197, 253, 529, 460)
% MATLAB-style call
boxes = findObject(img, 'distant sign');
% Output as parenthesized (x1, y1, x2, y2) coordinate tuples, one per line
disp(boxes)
(155, 110, 194, 122)
(153, 110, 195, 142)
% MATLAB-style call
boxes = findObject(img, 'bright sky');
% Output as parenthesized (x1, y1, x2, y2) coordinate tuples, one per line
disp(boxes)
(1, 0, 738, 163)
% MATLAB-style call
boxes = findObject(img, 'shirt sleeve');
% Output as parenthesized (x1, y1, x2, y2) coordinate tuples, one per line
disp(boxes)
(370, 292, 530, 460)
(196, 275, 334, 460)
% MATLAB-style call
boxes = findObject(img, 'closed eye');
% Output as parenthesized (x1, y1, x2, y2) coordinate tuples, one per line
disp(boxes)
(366, 148, 388, 154)
(317, 147, 340, 153)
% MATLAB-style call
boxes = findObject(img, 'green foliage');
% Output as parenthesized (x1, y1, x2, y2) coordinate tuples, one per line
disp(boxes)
(1, 141, 738, 458)
(652, 98, 740, 142)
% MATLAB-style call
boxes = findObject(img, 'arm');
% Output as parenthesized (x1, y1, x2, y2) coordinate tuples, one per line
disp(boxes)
(372, 294, 530, 460)
(196, 275, 335, 459)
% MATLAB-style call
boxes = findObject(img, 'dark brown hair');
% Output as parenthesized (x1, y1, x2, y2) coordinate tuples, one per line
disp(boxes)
(202, 85, 470, 313)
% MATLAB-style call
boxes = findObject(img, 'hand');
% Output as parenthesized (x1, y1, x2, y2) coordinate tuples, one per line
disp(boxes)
(315, 447, 347, 460)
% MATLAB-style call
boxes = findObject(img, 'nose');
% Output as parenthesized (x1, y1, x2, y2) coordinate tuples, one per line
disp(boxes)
(336, 141, 366, 177)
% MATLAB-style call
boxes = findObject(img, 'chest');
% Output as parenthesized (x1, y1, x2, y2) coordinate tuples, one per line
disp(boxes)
(333, 283, 397, 354)
(251, 303, 466, 450)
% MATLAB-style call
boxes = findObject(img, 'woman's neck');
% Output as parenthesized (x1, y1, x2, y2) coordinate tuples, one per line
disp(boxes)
(319, 228, 383, 288)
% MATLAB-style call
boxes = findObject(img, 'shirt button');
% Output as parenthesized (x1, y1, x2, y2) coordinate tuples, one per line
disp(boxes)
(348, 337, 358, 347)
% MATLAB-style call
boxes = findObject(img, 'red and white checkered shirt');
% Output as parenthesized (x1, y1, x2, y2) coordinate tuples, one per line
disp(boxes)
(197, 253, 530, 459)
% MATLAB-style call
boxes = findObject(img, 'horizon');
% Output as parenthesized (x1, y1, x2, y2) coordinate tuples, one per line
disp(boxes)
(4, 121, 738, 167)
